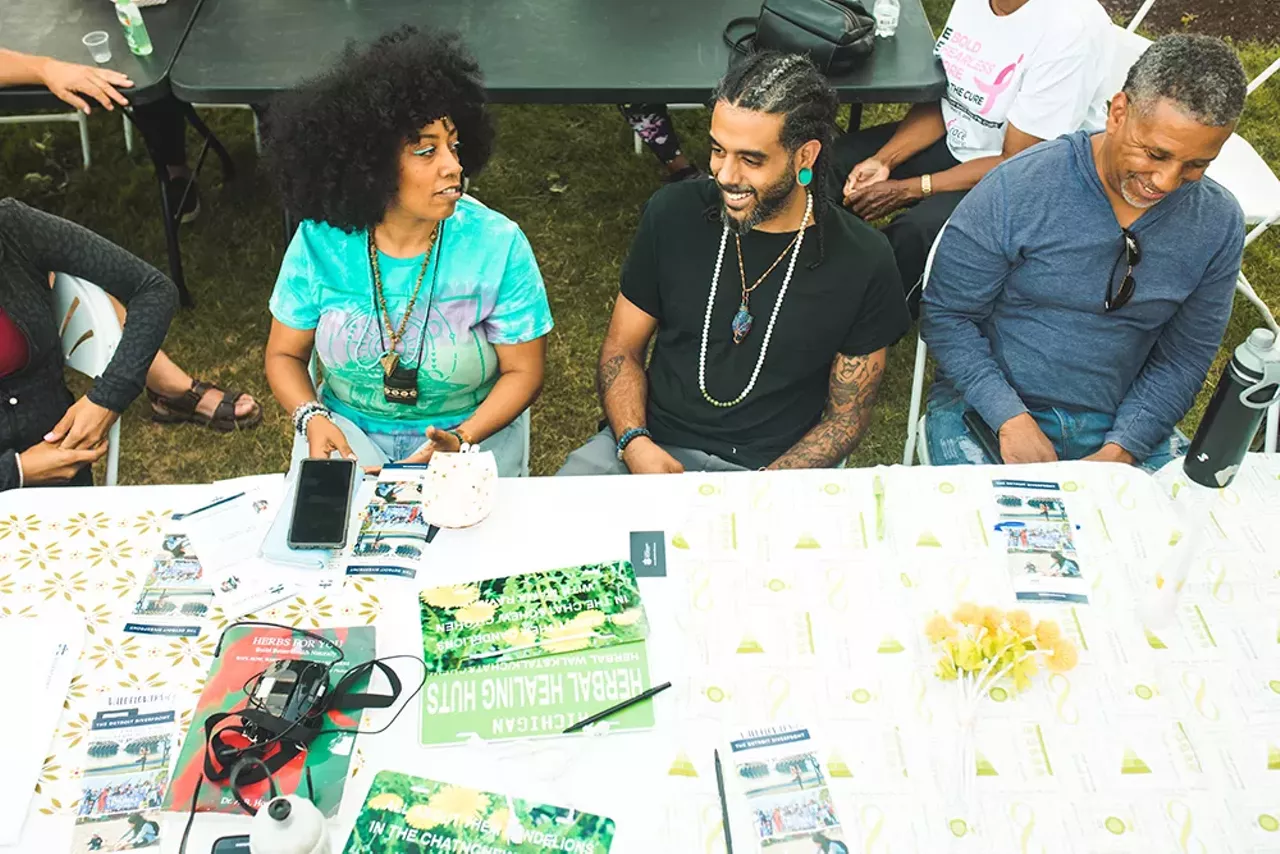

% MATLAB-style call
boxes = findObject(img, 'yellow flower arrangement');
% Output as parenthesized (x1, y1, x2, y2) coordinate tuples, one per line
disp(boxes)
(926, 603, 1077, 697)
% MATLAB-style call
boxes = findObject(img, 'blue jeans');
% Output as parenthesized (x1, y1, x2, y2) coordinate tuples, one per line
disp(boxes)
(924, 384, 1188, 473)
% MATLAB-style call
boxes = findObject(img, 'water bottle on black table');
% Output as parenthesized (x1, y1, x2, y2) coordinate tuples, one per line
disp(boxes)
(1183, 328, 1280, 488)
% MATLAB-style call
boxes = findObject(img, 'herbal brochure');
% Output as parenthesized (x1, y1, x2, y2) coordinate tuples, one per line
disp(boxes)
(343, 770, 616, 853)
(76, 692, 177, 822)
(991, 479, 1089, 603)
(345, 464, 435, 576)
(162, 625, 375, 817)
(418, 560, 650, 673)
(420, 640, 654, 745)
(727, 724, 848, 853)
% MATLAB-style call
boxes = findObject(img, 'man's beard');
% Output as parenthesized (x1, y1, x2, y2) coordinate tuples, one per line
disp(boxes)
(719, 167, 799, 235)
(1119, 174, 1163, 209)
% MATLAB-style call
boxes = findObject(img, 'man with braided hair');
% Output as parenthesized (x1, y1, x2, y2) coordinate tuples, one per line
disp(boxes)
(559, 52, 909, 475)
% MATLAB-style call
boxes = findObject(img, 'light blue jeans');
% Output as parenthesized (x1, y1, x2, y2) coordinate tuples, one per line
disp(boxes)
(924, 384, 1188, 473)
(291, 409, 529, 477)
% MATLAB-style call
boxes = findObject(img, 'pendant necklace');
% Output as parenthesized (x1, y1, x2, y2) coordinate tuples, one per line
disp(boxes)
(368, 222, 442, 405)
(731, 228, 802, 344)
(700, 191, 812, 408)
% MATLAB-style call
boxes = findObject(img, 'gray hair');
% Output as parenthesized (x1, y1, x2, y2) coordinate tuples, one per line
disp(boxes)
(1123, 33, 1247, 128)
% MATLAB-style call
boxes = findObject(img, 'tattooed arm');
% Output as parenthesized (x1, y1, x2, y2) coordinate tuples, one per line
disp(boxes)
(768, 349, 887, 470)
(597, 295, 683, 473)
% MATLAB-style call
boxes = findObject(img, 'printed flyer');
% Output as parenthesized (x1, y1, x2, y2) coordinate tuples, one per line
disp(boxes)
(124, 532, 213, 636)
(76, 692, 177, 824)
(420, 640, 654, 745)
(346, 465, 435, 576)
(727, 724, 849, 853)
(419, 561, 649, 673)
(991, 479, 1089, 603)
(161, 625, 375, 817)
(343, 770, 616, 853)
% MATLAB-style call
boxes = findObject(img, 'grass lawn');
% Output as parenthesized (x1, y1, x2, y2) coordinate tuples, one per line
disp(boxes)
(3, 2, 1277, 484)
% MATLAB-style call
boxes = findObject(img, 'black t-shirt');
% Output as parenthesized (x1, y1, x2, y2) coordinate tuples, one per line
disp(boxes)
(621, 181, 909, 468)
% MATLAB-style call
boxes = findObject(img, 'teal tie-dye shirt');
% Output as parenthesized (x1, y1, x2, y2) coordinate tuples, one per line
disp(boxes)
(270, 197, 553, 432)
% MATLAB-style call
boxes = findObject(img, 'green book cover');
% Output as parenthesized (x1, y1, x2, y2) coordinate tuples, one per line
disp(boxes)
(420, 640, 653, 745)
(161, 625, 375, 817)
(419, 561, 649, 673)
(343, 770, 616, 853)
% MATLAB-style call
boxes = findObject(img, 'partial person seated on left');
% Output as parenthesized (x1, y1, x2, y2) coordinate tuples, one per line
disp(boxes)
(558, 52, 910, 476)
(0, 199, 177, 490)
(921, 34, 1248, 473)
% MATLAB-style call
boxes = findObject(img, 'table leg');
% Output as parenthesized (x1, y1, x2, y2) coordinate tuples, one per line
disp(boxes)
(180, 102, 237, 183)
(126, 107, 194, 308)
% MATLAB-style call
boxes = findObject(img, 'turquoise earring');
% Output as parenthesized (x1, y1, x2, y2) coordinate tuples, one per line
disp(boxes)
(798, 166, 813, 187)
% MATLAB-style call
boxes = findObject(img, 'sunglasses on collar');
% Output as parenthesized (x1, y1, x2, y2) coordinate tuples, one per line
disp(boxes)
(1106, 228, 1141, 312)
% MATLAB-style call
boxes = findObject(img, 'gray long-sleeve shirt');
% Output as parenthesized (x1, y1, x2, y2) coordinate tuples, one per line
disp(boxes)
(921, 130, 1245, 460)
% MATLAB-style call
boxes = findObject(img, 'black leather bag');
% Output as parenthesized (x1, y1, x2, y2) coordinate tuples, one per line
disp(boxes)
(724, 0, 876, 74)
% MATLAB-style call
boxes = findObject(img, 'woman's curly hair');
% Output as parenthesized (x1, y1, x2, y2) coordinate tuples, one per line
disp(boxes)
(265, 25, 494, 233)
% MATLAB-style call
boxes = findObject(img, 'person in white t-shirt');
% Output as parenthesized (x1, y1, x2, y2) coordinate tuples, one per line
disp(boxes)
(830, 0, 1111, 314)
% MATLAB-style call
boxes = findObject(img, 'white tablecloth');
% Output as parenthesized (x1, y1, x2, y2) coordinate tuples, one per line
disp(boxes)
(1, 456, 1277, 853)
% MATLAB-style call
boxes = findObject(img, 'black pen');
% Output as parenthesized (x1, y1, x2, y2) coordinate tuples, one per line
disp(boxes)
(715, 749, 733, 854)
(173, 491, 245, 521)
(562, 681, 672, 734)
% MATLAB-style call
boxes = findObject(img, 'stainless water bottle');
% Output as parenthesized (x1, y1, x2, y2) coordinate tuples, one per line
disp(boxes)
(1184, 328, 1280, 488)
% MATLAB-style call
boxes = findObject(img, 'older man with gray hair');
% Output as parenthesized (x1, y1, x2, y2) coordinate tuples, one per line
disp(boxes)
(920, 33, 1247, 471)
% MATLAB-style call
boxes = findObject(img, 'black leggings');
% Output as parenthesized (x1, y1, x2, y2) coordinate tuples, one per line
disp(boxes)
(830, 122, 967, 314)
(129, 96, 187, 169)
(619, 104, 683, 165)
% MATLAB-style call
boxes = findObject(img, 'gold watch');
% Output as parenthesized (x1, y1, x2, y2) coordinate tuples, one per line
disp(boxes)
(921, 174, 933, 198)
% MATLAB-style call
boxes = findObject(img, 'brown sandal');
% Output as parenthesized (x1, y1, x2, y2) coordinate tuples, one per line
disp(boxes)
(146, 379, 263, 433)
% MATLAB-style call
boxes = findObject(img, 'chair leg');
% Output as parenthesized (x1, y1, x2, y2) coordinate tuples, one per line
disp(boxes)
(1266, 403, 1278, 455)
(633, 132, 642, 157)
(77, 112, 91, 169)
(252, 111, 262, 156)
(106, 422, 120, 486)
(904, 334, 929, 466)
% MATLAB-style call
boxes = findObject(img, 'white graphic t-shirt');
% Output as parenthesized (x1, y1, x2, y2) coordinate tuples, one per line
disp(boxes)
(934, 0, 1112, 162)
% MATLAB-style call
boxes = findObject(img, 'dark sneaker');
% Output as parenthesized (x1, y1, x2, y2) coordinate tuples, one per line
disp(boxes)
(165, 177, 201, 224)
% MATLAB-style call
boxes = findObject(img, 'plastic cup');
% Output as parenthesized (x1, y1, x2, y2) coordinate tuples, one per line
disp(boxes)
(83, 31, 111, 64)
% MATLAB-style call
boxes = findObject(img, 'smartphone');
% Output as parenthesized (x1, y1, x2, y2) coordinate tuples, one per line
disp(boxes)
(287, 458, 357, 549)
(211, 836, 250, 854)
(962, 409, 1004, 464)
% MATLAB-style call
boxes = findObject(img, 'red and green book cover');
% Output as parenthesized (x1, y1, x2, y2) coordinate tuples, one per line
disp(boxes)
(161, 624, 375, 817)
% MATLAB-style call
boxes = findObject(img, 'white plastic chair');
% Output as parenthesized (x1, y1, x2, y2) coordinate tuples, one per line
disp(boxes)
(1103, 11, 1280, 453)
(51, 273, 123, 485)
(0, 110, 91, 168)
(902, 223, 949, 466)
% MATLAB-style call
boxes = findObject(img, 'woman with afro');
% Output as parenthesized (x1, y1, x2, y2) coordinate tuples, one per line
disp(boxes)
(264, 26, 551, 476)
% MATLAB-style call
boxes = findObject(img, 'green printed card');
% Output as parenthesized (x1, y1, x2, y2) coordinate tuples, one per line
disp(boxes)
(419, 561, 649, 673)
(420, 640, 653, 745)
(343, 770, 616, 853)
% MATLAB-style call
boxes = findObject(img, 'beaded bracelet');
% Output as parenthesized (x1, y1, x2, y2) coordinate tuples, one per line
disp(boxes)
(292, 401, 332, 437)
(615, 426, 652, 461)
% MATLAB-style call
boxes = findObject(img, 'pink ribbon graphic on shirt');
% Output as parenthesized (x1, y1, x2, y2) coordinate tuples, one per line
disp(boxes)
(973, 54, 1024, 115)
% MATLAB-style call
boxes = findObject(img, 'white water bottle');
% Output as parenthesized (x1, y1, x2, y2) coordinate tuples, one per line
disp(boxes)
(874, 0, 900, 37)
